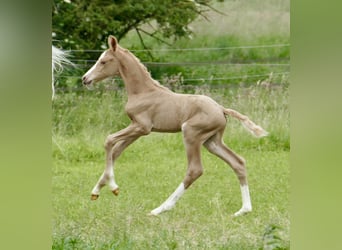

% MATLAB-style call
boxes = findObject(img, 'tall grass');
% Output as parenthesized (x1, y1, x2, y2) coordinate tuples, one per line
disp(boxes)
(53, 84, 288, 160)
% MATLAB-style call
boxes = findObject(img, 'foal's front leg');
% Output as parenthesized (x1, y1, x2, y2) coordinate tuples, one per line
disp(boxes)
(90, 144, 120, 200)
(90, 124, 145, 200)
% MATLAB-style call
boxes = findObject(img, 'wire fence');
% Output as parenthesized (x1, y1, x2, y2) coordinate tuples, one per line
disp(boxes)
(68, 60, 290, 67)
(69, 43, 290, 53)
(55, 43, 290, 90)
(58, 72, 289, 82)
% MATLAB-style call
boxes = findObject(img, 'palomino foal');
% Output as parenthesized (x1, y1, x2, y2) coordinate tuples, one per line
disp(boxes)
(82, 36, 268, 216)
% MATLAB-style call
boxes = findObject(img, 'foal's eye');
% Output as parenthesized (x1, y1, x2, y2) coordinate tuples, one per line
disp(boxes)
(100, 61, 106, 65)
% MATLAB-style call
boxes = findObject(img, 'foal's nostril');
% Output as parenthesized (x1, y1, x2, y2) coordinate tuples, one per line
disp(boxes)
(82, 76, 88, 84)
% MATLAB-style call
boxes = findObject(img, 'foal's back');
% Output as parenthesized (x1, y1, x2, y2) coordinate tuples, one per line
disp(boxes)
(131, 89, 226, 133)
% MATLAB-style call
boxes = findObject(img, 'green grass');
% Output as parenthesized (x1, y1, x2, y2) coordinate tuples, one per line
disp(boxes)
(52, 84, 289, 249)
(52, 150, 289, 249)
(53, 85, 289, 154)
(52, 142, 289, 249)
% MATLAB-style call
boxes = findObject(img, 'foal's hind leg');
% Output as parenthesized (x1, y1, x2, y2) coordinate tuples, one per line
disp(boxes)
(150, 123, 204, 215)
(204, 132, 252, 216)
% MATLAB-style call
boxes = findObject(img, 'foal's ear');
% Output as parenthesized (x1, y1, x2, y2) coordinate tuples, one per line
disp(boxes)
(108, 35, 118, 51)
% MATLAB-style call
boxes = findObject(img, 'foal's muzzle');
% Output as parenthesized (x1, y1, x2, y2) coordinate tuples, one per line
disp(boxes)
(82, 75, 92, 85)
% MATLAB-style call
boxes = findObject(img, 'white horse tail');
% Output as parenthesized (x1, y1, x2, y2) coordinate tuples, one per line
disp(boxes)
(52, 46, 72, 99)
(52, 46, 72, 72)
(223, 108, 268, 138)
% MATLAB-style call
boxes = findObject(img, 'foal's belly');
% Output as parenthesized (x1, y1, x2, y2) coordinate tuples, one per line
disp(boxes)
(150, 111, 183, 133)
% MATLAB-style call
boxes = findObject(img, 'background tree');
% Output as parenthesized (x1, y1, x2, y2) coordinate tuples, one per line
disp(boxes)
(52, 0, 217, 55)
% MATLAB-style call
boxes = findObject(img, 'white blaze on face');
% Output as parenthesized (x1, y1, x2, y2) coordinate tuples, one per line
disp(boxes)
(83, 52, 105, 83)
(84, 51, 106, 81)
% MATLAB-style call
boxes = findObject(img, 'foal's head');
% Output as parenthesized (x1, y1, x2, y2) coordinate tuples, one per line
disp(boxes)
(82, 36, 120, 86)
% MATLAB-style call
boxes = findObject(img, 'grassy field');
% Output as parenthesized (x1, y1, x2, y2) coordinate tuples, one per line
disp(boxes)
(52, 85, 289, 249)
(53, 0, 289, 249)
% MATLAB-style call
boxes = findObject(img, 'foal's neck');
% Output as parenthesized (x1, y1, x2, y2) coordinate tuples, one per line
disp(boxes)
(117, 49, 159, 95)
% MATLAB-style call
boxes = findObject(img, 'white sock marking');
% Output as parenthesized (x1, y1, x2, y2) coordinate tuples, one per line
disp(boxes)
(234, 184, 252, 216)
(150, 183, 185, 215)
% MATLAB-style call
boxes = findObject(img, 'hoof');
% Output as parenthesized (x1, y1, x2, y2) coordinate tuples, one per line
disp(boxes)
(91, 194, 99, 200)
(149, 207, 163, 216)
(112, 188, 119, 196)
(148, 212, 158, 217)
(233, 207, 252, 217)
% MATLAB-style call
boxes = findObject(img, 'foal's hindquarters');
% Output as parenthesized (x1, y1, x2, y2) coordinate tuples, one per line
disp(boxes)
(149, 94, 252, 216)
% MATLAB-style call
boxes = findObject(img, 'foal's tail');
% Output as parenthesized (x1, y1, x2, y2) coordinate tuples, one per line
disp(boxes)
(223, 108, 268, 138)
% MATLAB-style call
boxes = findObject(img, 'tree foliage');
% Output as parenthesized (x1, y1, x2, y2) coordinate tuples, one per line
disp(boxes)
(52, 0, 215, 52)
